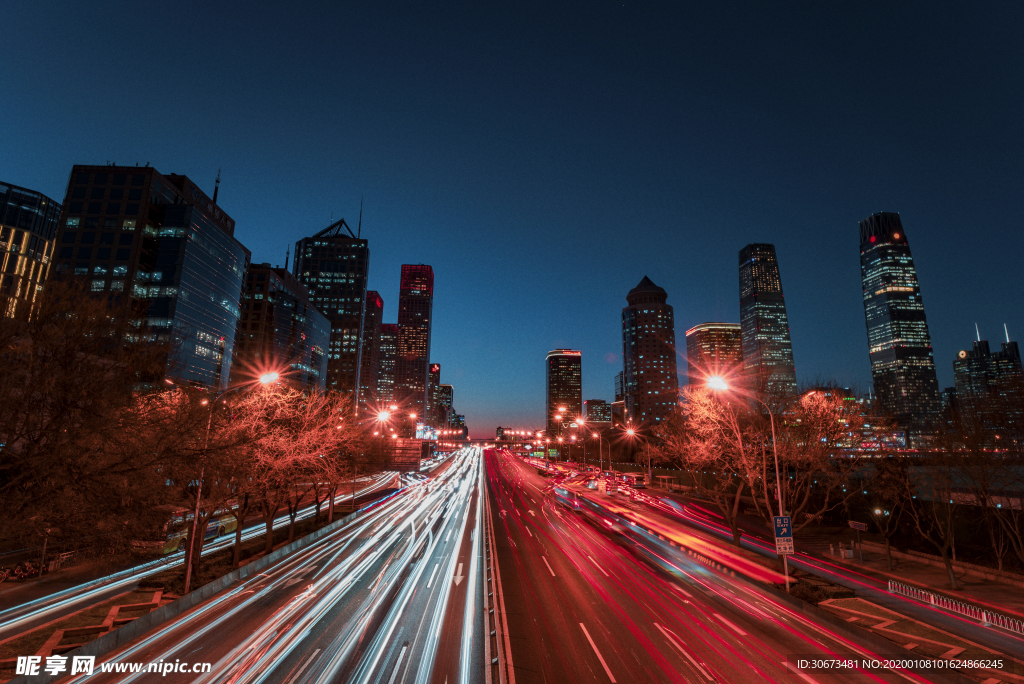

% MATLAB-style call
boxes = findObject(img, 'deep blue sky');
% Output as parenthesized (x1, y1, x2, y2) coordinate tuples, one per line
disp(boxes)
(4, 2, 1023, 437)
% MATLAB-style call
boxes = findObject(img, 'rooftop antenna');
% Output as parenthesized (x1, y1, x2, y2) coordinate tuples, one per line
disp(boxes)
(975, 323, 981, 342)
(1005, 323, 1011, 343)
(358, 195, 363, 238)
(285, 243, 290, 273)
(213, 169, 221, 203)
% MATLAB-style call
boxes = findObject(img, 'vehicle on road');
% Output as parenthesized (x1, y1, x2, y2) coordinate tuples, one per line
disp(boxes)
(554, 485, 583, 511)
(132, 506, 240, 554)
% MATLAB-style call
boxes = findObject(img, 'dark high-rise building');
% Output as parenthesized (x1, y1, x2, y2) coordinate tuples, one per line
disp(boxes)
(52, 165, 249, 389)
(614, 371, 625, 402)
(358, 291, 384, 412)
(427, 362, 441, 426)
(293, 219, 368, 397)
(232, 263, 329, 390)
(859, 213, 941, 438)
(1, 181, 61, 318)
(621, 276, 679, 425)
(395, 264, 434, 417)
(546, 349, 582, 435)
(739, 244, 798, 397)
(584, 399, 611, 425)
(378, 323, 399, 403)
(685, 322, 743, 387)
(436, 383, 454, 428)
(952, 330, 1022, 421)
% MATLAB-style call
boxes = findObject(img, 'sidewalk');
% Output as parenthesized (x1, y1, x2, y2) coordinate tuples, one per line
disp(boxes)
(796, 531, 1024, 620)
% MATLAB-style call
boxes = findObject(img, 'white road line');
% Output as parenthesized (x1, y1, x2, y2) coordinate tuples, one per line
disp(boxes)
(445, 529, 452, 543)
(427, 563, 440, 588)
(542, 556, 556, 576)
(714, 613, 747, 636)
(525, 527, 533, 537)
(784, 661, 823, 684)
(654, 623, 713, 681)
(387, 645, 407, 684)
(286, 648, 320, 684)
(672, 584, 693, 598)
(528, 510, 535, 516)
(579, 623, 616, 683)
(587, 555, 610, 577)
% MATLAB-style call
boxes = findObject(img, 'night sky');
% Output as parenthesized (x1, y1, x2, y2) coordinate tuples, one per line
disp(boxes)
(4, 2, 1022, 437)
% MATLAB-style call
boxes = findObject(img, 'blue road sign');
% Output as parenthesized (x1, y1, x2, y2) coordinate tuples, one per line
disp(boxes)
(773, 516, 791, 538)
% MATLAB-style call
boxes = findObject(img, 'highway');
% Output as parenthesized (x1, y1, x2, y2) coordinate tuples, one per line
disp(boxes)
(0, 474, 397, 641)
(485, 449, 938, 684)
(54, 446, 484, 684)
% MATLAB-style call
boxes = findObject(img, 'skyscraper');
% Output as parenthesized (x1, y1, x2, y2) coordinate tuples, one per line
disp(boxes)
(436, 383, 454, 428)
(584, 399, 611, 425)
(859, 213, 941, 438)
(395, 264, 434, 417)
(427, 362, 441, 426)
(378, 323, 399, 403)
(621, 276, 680, 425)
(952, 330, 1022, 422)
(358, 290, 384, 412)
(53, 165, 249, 389)
(685, 322, 743, 387)
(293, 219, 369, 396)
(739, 244, 798, 397)
(1, 181, 61, 318)
(232, 263, 329, 390)
(546, 349, 582, 435)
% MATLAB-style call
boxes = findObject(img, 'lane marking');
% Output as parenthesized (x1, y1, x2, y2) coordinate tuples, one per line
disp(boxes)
(454, 562, 465, 586)
(426, 563, 440, 588)
(286, 648, 320, 684)
(654, 623, 713, 681)
(387, 645, 407, 684)
(542, 556, 556, 577)
(525, 527, 533, 537)
(587, 555, 610, 577)
(579, 623, 616, 683)
(672, 584, 693, 598)
(445, 529, 452, 543)
(714, 613, 747, 636)
(528, 510, 535, 517)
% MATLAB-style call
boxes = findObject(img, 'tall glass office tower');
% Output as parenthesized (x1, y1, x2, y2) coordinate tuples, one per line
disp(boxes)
(860, 212, 940, 439)
(395, 264, 434, 418)
(621, 276, 679, 425)
(739, 244, 798, 396)
(546, 349, 582, 435)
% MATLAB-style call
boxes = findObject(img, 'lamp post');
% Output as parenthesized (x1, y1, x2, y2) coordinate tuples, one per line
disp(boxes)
(707, 376, 801, 593)
(174, 370, 279, 595)
(592, 431, 609, 473)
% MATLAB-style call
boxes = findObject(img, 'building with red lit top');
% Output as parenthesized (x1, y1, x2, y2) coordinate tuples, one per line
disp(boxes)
(546, 349, 582, 435)
(358, 290, 384, 412)
(621, 276, 679, 425)
(395, 264, 434, 418)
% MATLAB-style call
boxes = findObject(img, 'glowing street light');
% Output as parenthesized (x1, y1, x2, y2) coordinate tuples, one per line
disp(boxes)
(259, 371, 280, 385)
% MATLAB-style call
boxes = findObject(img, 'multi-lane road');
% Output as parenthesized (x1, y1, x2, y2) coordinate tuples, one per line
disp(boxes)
(8, 447, 1016, 683)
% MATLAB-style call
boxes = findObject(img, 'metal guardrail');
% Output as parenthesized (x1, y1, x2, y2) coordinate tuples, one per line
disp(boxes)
(888, 580, 1024, 636)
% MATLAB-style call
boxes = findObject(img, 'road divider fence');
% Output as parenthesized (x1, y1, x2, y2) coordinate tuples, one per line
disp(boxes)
(888, 580, 1024, 636)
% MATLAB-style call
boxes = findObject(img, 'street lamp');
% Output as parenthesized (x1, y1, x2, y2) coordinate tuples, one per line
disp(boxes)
(707, 376, 799, 592)
(172, 369, 281, 595)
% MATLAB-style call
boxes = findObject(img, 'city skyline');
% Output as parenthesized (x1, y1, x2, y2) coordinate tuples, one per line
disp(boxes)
(3, 3, 1023, 436)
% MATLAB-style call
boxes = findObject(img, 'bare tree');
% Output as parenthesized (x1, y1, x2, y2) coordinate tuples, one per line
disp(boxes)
(867, 457, 909, 570)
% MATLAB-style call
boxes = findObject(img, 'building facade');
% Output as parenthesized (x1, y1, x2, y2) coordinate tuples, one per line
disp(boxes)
(739, 244, 798, 397)
(435, 383, 454, 428)
(52, 165, 249, 389)
(358, 290, 384, 412)
(426, 362, 441, 427)
(546, 349, 582, 435)
(232, 263, 329, 390)
(584, 399, 611, 425)
(621, 276, 680, 426)
(292, 219, 368, 396)
(685, 322, 743, 387)
(859, 213, 941, 440)
(395, 265, 434, 417)
(952, 333, 1022, 426)
(378, 323, 399, 403)
(1, 181, 61, 318)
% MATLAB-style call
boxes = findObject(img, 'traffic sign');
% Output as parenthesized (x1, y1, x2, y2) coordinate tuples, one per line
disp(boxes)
(773, 516, 794, 555)
(773, 516, 792, 538)
(848, 521, 868, 532)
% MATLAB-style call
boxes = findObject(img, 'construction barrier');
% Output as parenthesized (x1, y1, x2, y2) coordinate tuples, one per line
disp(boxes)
(888, 580, 1024, 636)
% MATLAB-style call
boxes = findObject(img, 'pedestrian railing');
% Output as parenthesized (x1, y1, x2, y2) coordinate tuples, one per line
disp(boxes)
(888, 580, 1024, 636)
